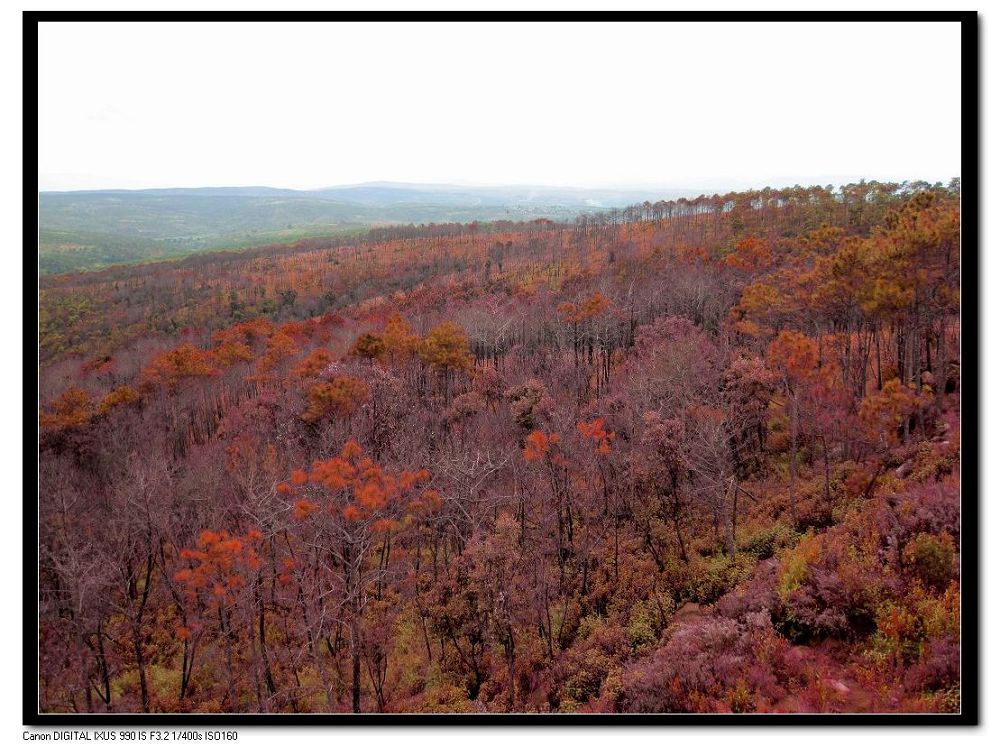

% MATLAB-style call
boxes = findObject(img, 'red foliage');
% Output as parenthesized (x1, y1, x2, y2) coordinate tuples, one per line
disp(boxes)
(523, 430, 561, 463)
(140, 344, 218, 392)
(578, 417, 615, 455)
(39, 387, 95, 430)
(174, 529, 263, 607)
(301, 376, 369, 423)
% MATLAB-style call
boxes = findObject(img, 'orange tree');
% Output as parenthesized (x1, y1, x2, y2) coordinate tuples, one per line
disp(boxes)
(418, 321, 473, 404)
(174, 529, 264, 710)
(278, 440, 438, 712)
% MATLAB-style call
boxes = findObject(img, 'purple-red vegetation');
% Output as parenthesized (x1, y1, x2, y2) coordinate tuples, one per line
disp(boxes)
(38, 182, 961, 713)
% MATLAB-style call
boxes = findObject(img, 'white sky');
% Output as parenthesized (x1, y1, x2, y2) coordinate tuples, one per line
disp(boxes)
(37, 20, 962, 192)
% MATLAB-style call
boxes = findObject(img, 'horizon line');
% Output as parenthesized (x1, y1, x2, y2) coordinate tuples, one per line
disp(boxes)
(38, 175, 958, 196)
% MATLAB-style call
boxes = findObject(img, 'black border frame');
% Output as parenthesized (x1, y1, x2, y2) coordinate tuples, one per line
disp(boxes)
(24, 9, 980, 727)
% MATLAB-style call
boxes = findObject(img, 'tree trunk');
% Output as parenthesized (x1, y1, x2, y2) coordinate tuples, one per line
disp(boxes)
(789, 392, 799, 524)
(132, 624, 149, 712)
(672, 492, 688, 563)
(726, 479, 738, 558)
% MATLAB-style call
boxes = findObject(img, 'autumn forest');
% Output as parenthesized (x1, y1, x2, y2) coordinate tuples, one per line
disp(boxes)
(37, 181, 962, 715)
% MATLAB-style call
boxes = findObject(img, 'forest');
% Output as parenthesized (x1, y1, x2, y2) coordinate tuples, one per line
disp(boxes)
(38, 183, 674, 274)
(37, 179, 962, 714)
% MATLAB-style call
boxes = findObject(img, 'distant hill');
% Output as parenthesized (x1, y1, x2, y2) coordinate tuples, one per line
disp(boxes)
(307, 182, 689, 208)
(37, 182, 693, 274)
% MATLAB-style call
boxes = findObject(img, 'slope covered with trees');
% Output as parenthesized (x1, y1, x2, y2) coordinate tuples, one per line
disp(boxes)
(38, 183, 683, 274)
(37, 180, 962, 714)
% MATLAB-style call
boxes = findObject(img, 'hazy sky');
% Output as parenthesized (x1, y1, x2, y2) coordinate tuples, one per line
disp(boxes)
(37, 21, 962, 192)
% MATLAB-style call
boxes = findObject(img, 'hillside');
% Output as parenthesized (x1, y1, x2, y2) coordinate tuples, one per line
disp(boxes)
(37, 180, 962, 714)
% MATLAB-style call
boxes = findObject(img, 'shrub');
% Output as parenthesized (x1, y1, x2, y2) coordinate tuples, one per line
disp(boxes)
(555, 623, 629, 706)
(687, 553, 755, 605)
(621, 610, 788, 713)
(902, 532, 955, 590)
(626, 601, 660, 653)
(740, 522, 798, 561)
